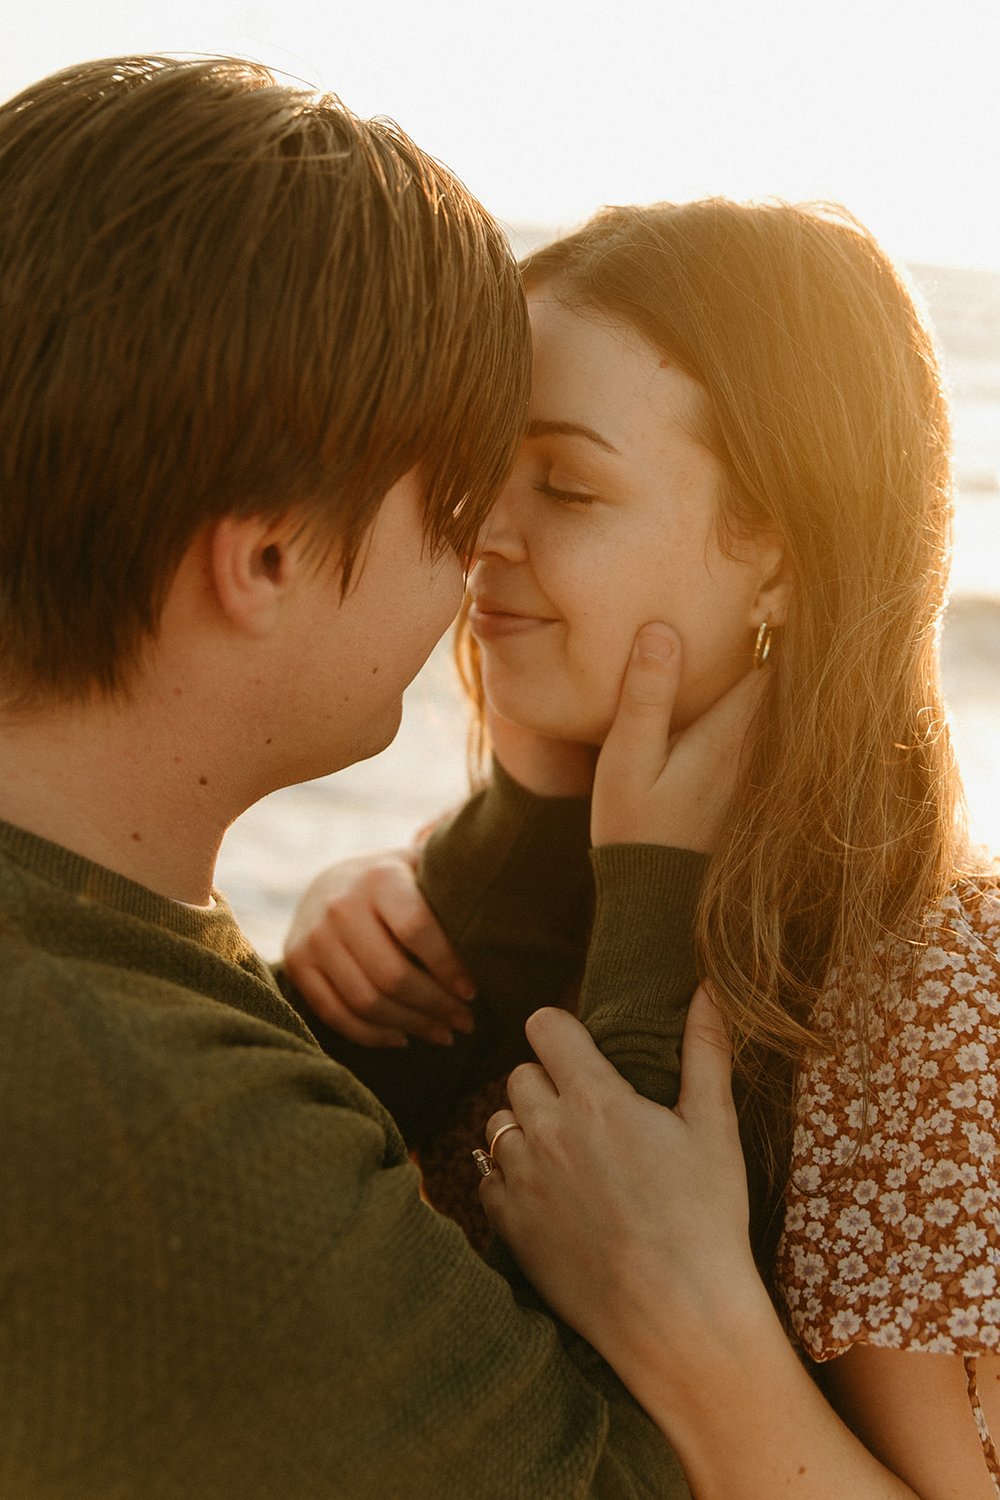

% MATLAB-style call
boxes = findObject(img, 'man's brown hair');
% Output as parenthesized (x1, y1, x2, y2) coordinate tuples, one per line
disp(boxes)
(0, 55, 529, 701)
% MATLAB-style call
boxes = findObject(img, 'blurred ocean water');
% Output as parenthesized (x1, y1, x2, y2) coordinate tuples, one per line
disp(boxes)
(913, 263, 1000, 597)
(218, 258, 1000, 956)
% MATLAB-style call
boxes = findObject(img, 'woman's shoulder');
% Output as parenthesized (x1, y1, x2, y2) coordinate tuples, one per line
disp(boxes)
(777, 874, 1000, 1362)
(813, 874, 1000, 1046)
(881, 876, 1000, 1062)
(921, 875, 1000, 963)
(798, 874, 1000, 1160)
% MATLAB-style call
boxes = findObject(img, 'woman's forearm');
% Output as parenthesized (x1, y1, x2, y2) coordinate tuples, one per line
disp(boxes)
(418, 756, 593, 1016)
(608, 1281, 917, 1500)
(578, 842, 707, 1105)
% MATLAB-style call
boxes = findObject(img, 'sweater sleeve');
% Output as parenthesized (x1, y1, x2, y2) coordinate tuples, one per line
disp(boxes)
(421, 782, 708, 1108)
(579, 844, 709, 1106)
(2, 955, 689, 1500)
(287, 778, 707, 1136)
(417, 756, 594, 1011)
(289, 759, 594, 1146)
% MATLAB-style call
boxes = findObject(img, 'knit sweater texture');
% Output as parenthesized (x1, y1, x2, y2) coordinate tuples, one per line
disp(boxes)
(308, 762, 705, 1138)
(0, 768, 700, 1500)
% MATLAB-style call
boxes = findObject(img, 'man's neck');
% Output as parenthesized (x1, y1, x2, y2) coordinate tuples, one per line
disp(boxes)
(0, 692, 246, 905)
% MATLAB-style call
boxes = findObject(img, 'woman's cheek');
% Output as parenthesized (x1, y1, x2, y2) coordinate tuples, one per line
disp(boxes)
(573, 631, 641, 745)
(669, 646, 750, 732)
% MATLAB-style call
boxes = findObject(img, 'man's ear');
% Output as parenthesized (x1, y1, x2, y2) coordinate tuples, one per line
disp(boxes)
(207, 515, 299, 637)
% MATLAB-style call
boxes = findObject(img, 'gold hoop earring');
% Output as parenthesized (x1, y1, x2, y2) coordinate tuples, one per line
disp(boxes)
(753, 620, 773, 669)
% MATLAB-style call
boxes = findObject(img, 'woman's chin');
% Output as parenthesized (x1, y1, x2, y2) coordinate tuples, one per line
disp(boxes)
(482, 697, 610, 748)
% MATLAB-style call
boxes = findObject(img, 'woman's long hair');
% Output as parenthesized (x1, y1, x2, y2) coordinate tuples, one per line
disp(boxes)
(457, 200, 971, 1195)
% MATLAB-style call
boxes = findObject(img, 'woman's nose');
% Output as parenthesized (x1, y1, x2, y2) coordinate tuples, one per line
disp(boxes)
(474, 480, 528, 563)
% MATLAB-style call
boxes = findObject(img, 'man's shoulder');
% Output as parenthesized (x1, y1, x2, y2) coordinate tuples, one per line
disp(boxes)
(0, 902, 401, 1149)
(0, 824, 317, 1041)
(0, 835, 411, 1247)
(0, 919, 407, 1225)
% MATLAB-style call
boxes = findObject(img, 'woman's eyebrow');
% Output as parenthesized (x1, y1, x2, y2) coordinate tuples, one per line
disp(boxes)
(526, 418, 620, 454)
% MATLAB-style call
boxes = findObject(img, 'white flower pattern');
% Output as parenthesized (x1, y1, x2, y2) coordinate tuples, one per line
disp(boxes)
(775, 880, 1000, 1491)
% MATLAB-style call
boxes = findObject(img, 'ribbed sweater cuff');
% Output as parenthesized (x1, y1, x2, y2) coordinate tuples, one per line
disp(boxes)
(579, 845, 708, 1103)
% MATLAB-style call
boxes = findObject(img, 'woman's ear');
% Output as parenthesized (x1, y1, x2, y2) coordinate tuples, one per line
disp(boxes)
(207, 515, 298, 637)
(750, 533, 793, 629)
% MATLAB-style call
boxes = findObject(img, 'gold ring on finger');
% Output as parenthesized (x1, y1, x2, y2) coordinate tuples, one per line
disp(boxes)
(488, 1121, 523, 1158)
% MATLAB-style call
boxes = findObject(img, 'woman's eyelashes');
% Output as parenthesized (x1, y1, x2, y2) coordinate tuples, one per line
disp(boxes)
(532, 479, 597, 506)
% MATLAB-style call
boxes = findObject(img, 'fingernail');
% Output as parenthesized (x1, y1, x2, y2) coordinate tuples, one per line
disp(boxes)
(452, 1012, 475, 1035)
(455, 980, 477, 1001)
(635, 623, 675, 662)
(429, 1028, 455, 1047)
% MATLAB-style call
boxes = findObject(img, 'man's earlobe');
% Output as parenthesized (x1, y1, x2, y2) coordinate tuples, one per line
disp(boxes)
(208, 517, 291, 637)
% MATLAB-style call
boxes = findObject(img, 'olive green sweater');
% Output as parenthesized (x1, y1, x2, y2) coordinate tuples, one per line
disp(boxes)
(0, 769, 702, 1499)
(306, 763, 705, 1138)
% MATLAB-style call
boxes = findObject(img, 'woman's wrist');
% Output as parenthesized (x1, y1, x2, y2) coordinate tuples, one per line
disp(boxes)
(612, 1257, 778, 1426)
(609, 1268, 844, 1493)
(607, 1268, 917, 1499)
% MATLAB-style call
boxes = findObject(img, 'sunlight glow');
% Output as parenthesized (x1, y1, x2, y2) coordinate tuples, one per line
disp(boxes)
(6, 0, 1000, 269)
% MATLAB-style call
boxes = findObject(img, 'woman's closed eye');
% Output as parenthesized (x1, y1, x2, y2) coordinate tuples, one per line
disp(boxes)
(532, 479, 598, 506)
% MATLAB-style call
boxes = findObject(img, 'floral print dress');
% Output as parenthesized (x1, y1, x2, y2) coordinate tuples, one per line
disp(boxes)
(776, 881, 1000, 1489)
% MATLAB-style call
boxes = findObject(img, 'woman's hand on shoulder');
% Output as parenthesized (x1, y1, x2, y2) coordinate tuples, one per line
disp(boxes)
(484, 985, 993, 1497)
(592, 622, 764, 852)
(480, 985, 755, 1363)
(282, 848, 476, 1048)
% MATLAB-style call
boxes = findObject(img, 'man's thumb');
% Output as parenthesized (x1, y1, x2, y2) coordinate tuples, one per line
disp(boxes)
(616, 623, 680, 713)
(593, 623, 680, 819)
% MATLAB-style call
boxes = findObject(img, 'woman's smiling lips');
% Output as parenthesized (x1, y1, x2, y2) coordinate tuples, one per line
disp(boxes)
(467, 598, 558, 639)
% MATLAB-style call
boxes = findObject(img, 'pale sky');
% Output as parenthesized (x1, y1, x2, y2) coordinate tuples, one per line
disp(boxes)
(6, 0, 1000, 270)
